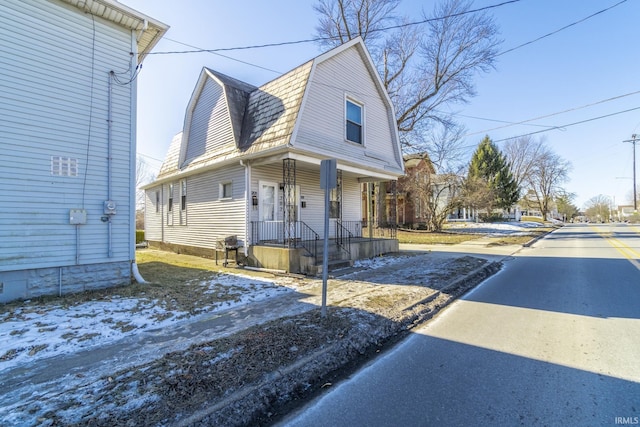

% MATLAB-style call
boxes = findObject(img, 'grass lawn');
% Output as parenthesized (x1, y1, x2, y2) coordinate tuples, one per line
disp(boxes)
(396, 230, 481, 245)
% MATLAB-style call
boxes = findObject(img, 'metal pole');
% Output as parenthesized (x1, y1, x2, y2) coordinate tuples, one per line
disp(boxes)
(632, 136, 637, 213)
(623, 135, 638, 212)
(321, 185, 329, 317)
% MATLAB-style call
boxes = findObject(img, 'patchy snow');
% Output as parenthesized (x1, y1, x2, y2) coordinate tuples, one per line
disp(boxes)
(0, 272, 300, 374)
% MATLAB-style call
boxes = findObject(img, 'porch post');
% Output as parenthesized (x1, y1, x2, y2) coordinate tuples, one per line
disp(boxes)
(367, 182, 373, 239)
(283, 159, 296, 247)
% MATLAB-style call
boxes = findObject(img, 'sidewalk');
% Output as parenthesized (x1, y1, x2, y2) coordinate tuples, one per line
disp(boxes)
(0, 241, 523, 426)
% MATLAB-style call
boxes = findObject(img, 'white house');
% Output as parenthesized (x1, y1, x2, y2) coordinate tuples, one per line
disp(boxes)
(144, 37, 405, 274)
(0, 0, 168, 302)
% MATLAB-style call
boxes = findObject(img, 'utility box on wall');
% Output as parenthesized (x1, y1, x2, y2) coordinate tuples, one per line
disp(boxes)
(69, 209, 87, 225)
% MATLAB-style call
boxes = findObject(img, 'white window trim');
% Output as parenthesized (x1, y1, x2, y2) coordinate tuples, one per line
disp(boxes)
(345, 96, 365, 146)
(179, 179, 187, 225)
(220, 181, 233, 200)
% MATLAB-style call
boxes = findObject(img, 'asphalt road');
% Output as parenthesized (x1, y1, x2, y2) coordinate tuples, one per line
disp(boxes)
(278, 223, 640, 426)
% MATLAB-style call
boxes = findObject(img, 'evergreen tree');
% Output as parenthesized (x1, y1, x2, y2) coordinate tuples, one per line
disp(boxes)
(465, 136, 519, 215)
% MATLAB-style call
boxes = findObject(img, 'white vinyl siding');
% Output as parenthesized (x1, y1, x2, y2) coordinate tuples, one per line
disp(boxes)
(145, 186, 163, 242)
(250, 164, 361, 239)
(159, 165, 246, 248)
(295, 47, 402, 171)
(183, 78, 236, 166)
(0, 0, 135, 271)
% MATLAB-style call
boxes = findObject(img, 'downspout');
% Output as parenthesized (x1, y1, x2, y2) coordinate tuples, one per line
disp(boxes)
(129, 28, 147, 283)
(107, 71, 114, 258)
(241, 160, 250, 256)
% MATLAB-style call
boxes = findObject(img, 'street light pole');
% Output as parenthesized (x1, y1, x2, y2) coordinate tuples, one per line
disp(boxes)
(624, 134, 638, 212)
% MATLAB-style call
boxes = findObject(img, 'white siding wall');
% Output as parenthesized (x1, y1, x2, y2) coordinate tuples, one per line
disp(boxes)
(144, 186, 164, 242)
(183, 78, 236, 165)
(250, 164, 361, 238)
(0, 0, 135, 271)
(295, 47, 402, 172)
(149, 164, 247, 249)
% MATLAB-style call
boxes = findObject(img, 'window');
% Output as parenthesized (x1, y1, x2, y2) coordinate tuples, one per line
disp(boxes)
(167, 183, 174, 225)
(51, 156, 78, 177)
(220, 182, 232, 199)
(168, 184, 174, 212)
(155, 191, 160, 213)
(180, 180, 187, 211)
(180, 180, 187, 225)
(346, 99, 363, 144)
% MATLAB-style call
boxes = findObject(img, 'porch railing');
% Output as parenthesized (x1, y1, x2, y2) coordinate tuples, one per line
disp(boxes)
(335, 220, 353, 255)
(360, 221, 397, 239)
(251, 221, 319, 259)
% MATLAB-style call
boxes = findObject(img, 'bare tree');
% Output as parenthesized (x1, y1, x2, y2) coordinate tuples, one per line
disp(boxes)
(527, 150, 571, 220)
(314, 0, 501, 153)
(502, 135, 546, 193)
(426, 173, 463, 231)
(136, 156, 154, 211)
(584, 194, 611, 222)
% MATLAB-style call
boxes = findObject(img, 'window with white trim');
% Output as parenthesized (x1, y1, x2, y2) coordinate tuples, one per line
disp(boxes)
(220, 181, 232, 199)
(167, 183, 174, 225)
(346, 99, 363, 144)
(180, 179, 187, 225)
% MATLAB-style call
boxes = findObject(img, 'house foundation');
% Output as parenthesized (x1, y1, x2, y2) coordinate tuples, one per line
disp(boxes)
(0, 261, 132, 303)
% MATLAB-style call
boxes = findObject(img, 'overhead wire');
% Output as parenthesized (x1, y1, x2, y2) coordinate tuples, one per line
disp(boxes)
(148, 0, 522, 56)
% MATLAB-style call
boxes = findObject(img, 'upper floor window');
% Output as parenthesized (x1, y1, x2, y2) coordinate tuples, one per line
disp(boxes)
(346, 99, 363, 144)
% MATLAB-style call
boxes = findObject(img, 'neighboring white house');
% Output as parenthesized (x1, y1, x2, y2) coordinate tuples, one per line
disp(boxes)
(0, 0, 168, 302)
(144, 37, 405, 274)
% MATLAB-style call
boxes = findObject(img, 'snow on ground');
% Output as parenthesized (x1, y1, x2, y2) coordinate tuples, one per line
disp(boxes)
(0, 273, 301, 374)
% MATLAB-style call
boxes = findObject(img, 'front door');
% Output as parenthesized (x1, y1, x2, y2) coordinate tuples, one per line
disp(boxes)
(259, 181, 279, 241)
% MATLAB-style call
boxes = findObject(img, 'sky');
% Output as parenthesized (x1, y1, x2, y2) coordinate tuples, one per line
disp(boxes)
(123, 0, 640, 210)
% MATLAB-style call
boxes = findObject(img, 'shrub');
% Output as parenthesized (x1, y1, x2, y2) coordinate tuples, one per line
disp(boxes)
(136, 230, 145, 244)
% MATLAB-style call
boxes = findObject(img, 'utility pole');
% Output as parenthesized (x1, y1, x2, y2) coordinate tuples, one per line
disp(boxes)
(624, 134, 638, 212)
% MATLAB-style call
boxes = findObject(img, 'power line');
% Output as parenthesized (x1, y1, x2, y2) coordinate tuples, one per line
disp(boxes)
(496, 0, 628, 57)
(163, 37, 284, 74)
(148, 0, 521, 56)
(463, 89, 640, 138)
(492, 106, 640, 143)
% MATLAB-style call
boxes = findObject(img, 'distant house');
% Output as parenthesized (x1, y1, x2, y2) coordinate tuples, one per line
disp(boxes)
(0, 0, 168, 303)
(396, 155, 436, 227)
(143, 37, 404, 274)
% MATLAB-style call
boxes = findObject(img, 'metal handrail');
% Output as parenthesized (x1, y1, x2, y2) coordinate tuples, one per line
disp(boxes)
(298, 221, 319, 259)
(335, 220, 352, 255)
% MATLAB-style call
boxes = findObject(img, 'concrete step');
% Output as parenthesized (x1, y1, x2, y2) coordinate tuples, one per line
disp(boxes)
(314, 259, 353, 275)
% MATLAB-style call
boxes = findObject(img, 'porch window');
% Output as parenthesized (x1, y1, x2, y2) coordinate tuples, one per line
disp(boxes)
(346, 99, 363, 144)
(220, 181, 232, 199)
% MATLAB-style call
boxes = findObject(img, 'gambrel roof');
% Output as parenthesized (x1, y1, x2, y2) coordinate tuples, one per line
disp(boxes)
(153, 37, 403, 183)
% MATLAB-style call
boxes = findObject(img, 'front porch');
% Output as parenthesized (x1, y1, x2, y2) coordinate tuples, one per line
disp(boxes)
(247, 220, 398, 275)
